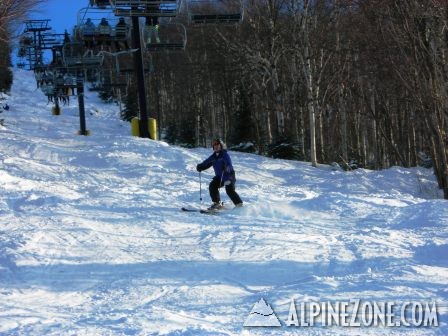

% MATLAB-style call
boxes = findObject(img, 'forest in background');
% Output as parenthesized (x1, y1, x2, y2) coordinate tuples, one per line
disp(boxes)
(1, 0, 447, 199)
(123, 0, 447, 198)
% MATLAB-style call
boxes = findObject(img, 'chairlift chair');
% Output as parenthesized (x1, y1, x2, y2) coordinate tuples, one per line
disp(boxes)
(41, 83, 56, 96)
(24, 19, 52, 33)
(19, 35, 34, 47)
(49, 45, 65, 66)
(33, 63, 48, 73)
(62, 42, 105, 68)
(143, 22, 187, 51)
(97, 71, 128, 89)
(89, 0, 111, 8)
(116, 56, 153, 74)
(77, 7, 132, 50)
(187, 0, 243, 25)
(41, 32, 65, 49)
(50, 68, 81, 96)
(110, 0, 181, 17)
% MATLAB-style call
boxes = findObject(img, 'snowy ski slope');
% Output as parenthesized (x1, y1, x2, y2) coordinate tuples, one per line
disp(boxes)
(0, 69, 447, 335)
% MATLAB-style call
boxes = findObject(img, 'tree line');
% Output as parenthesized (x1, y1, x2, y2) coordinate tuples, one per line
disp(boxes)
(2, 0, 447, 199)
(0, 0, 46, 92)
(120, 0, 447, 198)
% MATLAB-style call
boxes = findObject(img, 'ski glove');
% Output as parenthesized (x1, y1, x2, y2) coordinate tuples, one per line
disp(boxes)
(196, 164, 203, 172)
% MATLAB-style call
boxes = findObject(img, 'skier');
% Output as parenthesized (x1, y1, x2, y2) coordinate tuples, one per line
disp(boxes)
(145, 16, 160, 44)
(82, 18, 96, 49)
(97, 18, 112, 50)
(114, 17, 129, 51)
(196, 138, 243, 210)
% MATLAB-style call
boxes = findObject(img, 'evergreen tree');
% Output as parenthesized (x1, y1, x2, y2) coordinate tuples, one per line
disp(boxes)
(0, 33, 13, 93)
(231, 84, 254, 143)
(121, 80, 138, 122)
(163, 122, 178, 145)
(178, 118, 196, 148)
(97, 86, 115, 103)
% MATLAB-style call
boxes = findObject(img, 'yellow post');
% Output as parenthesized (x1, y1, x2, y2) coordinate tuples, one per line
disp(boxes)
(131, 117, 157, 139)
(149, 118, 157, 140)
(77, 130, 91, 136)
(131, 117, 140, 136)
(52, 106, 61, 115)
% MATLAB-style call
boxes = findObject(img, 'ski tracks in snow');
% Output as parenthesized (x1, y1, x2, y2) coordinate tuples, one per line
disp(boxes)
(0, 70, 447, 335)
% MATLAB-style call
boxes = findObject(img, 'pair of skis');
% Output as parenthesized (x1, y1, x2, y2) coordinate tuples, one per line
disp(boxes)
(182, 202, 243, 214)
(181, 207, 222, 215)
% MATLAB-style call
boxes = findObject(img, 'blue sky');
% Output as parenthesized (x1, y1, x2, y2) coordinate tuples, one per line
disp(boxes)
(32, 0, 88, 34)
(19, 0, 93, 64)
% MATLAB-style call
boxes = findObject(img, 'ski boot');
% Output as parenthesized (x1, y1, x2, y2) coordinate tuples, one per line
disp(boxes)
(208, 202, 224, 211)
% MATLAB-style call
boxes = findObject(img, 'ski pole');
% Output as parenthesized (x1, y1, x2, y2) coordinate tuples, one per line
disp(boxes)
(199, 171, 202, 201)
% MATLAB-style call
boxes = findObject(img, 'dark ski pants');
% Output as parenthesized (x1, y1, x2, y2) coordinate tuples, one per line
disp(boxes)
(209, 176, 242, 205)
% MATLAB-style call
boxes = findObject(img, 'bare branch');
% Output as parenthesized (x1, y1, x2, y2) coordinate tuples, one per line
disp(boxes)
(0, 0, 47, 42)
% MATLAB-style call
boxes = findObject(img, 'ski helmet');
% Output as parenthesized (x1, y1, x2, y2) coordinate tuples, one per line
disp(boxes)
(212, 138, 227, 150)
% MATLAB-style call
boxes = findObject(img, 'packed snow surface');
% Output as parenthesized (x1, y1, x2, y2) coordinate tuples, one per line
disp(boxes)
(0, 69, 447, 335)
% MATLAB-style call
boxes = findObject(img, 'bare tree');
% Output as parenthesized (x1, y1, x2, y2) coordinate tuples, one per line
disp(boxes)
(215, 0, 289, 145)
(373, 0, 448, 198)
(98, 0, 447, 199)
(0, 0, 46, 41)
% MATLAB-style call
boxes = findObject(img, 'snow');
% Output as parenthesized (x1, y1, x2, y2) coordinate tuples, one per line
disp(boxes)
(0, 69, 447, 335)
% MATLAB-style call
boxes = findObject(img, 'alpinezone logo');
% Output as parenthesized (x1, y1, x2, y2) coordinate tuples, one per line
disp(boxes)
(243, 298, 281, 327)
(243, 298, 439, 328)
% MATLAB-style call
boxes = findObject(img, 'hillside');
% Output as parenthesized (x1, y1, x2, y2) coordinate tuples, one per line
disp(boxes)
(0, 69, 447, 335)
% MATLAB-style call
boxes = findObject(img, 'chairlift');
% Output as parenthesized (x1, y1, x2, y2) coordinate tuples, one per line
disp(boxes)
(41, 32, 65, 49)
(35, 68, 52, 85)
(17, 35, 32, 58)
(143, 21, 187, 51)
(17, 47, 28, 58)
(40, 83, 56, 96)
(62, 42, 105, 68)
(187, 0, 243, 25)
(114, 50, 153, 73)
(106, 72, 130, 109)
(89, 0, 112, 8)
(48, 68, 80, 96)
(97, 70, 129, 89)
(77, 7, 131, 49)
(88, 72, 104, 91)
(20, 21, 51, 67)
(89, 68, 129, 107)
(49, 45, 65, 66)
(37, 69, 55, 96)
(19, 34, 34, 47)
(33, 63, 48, 73)
(24, 19, 52, 33)
(110, 0, 181, 17)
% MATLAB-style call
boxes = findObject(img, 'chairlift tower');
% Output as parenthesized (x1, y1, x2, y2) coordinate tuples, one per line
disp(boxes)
(58, 42, 106, 135)
(108, 1, 181, 139)
(23, 20, 52, 69)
